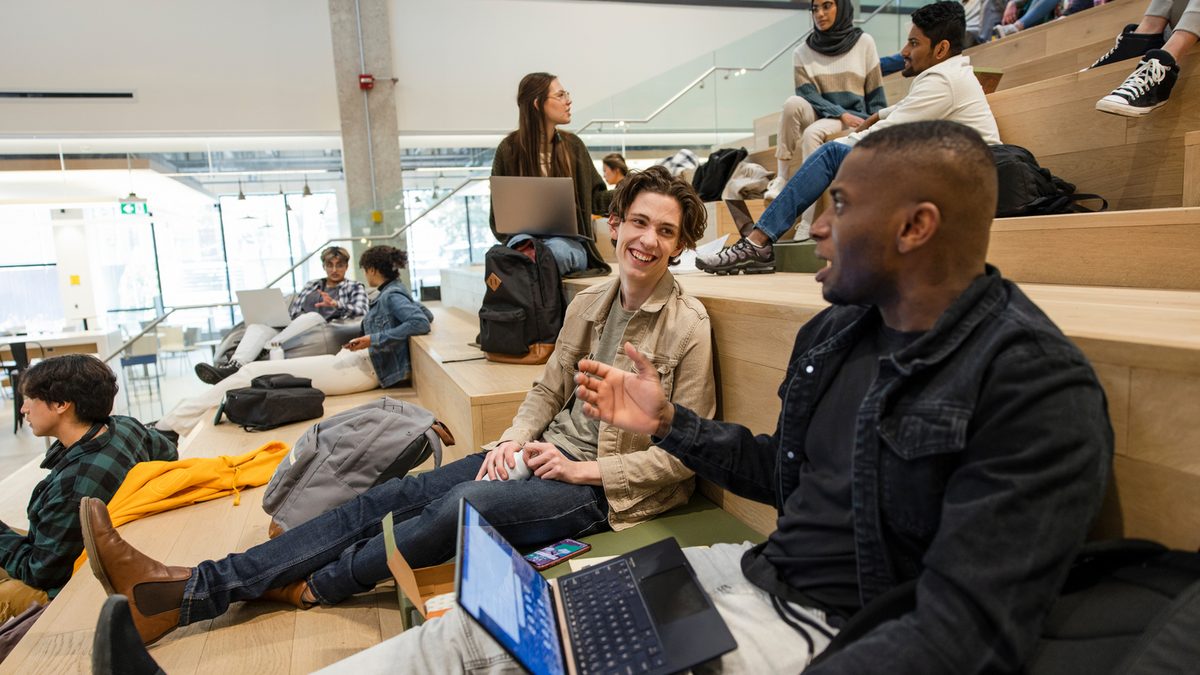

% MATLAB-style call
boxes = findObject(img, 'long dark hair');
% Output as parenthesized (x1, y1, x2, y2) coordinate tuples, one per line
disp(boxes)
(513, 72, 573, 179)
(358, 245, 408, 283)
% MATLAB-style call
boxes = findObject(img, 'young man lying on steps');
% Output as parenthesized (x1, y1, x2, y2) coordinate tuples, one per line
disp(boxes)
(698, 0, 1001, 275)
(0, 355, 176, 622)
(80, 165, 717, 646)
(574, 122, 1112, 672)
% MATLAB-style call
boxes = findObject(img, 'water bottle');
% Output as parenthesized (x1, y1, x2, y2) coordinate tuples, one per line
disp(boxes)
(269, 341, 285, 361)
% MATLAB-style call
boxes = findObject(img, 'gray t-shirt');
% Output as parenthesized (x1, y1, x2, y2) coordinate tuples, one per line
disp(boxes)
(542, 298, 638, 460)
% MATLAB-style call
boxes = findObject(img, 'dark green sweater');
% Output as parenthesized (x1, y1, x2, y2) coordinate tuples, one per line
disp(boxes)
(489, 131, 612, 275)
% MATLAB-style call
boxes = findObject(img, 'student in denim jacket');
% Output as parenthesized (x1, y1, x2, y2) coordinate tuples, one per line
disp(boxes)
(156, 245, 431, 435)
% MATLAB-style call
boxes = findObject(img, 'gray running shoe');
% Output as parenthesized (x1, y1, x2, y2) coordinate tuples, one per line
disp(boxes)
(696, 237, 775, 275)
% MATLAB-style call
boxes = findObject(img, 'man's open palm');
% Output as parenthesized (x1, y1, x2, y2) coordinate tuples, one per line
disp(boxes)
(574, 342, 671, 437)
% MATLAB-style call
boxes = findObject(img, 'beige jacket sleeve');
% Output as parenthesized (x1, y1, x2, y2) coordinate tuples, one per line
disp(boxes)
(597, 312, 716, 517)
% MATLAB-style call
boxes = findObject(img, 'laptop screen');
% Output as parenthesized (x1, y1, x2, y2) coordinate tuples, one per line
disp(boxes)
(457, 499, 565, 675)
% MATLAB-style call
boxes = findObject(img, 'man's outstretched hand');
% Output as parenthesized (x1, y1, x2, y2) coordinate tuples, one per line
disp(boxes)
(574, 342, 674, 438)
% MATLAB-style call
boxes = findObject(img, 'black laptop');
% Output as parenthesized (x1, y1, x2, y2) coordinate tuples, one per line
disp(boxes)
(454, 498, 737, 675)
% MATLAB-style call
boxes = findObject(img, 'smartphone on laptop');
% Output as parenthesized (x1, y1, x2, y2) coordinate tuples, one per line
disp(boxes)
(525, 539, 592, 571)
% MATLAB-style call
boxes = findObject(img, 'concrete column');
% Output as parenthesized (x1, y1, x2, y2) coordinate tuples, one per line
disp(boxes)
(327, 0, 406, 284)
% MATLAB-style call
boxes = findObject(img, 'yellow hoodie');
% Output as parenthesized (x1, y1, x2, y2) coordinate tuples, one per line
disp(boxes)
(74, 442, 289, 571)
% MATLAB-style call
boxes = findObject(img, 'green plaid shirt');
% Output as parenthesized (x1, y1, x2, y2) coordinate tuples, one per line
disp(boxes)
(0, 415, 177, 596)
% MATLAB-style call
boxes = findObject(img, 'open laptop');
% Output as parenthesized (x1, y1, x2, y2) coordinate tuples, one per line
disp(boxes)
(236, 288, 291, 328)
(455, 498, 736, 675)
(490, 176, 583, 239)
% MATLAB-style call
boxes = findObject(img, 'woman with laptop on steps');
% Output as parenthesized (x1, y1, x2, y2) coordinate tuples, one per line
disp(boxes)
(154, 245, 431, 435)
(489, 72, 612, 277)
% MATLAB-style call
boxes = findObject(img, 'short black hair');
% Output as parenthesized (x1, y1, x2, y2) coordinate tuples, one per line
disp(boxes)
(607, 165, 707, 266)
(911, 1, 966, 56)
(855, 120, 997, 233)
(21, 354, 119, 424)
(358, 245, 409, 282)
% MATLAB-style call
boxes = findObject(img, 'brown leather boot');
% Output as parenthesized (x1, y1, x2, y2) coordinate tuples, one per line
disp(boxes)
(79, 497, 193, 645)
(256, 580, 315, 609)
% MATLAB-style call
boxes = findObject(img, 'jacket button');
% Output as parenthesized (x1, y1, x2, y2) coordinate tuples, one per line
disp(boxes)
(787, 451, 795, 459)
(804, 365, 814, 374)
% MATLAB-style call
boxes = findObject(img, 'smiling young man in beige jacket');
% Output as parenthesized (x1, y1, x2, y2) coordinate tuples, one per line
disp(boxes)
(80, 166, 717, 647)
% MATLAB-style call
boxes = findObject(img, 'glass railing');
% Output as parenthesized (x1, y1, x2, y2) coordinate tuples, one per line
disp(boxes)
(573, 1, 911, 151)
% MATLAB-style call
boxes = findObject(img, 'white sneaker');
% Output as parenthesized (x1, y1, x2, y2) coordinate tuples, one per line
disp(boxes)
(792, 220, 812, 242)
(764, 176, 786, 201)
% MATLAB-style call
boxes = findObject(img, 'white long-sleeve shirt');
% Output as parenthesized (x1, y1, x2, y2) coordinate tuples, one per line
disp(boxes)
(840, 54, 1002, 147)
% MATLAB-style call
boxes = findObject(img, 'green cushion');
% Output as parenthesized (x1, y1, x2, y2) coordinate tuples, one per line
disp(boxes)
(775, 241, 824, 273)
(541, 493, 767, 579)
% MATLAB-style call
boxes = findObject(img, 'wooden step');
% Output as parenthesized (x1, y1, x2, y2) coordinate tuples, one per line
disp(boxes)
(409, 305, 543, 460)
(565, 272, 1200, 549)
(990, 42, 1200, 212)
(991, 207, 1200, 290)
(882, 0, 1145, 99)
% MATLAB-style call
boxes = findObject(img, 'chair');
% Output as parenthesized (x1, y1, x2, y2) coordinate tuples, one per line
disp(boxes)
(157, 326, 190, 375)
(120, 335, 163, 418)
(5, 342, 30, 433)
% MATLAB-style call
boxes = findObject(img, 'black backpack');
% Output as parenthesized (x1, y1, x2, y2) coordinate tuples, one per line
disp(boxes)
(479, 239, 565, 365)
(215, 373, 326, 431)
(692, 147, 748, 201)
(992, 144, 1107, 217)
(812, 539, 1200, 673)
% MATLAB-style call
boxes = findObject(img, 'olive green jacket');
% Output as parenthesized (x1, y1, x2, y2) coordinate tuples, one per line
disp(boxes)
(490, 130, 612, 275)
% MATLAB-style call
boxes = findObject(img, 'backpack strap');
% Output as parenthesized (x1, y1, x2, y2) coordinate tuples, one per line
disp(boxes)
(1067, 193, 1108, 213)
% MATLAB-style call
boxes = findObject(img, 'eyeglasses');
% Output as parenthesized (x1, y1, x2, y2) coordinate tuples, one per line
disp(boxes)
(810, 1, 836, 13)
(547, 90, 572, 102)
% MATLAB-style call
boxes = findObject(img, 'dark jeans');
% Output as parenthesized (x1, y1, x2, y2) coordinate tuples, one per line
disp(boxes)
(179, 453, 609, 625)
(755, 141, 852, 241)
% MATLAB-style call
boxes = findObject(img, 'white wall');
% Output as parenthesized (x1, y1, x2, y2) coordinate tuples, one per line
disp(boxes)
(391, 0, 795, 134)
(0, 0, 795, 139)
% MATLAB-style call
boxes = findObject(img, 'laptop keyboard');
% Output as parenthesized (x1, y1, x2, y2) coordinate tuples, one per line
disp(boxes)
(561, 559, 668, 675)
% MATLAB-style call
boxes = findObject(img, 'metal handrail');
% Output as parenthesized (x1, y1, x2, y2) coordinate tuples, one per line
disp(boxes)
(574, 0, 902, 134)
(103, 176, 489, 364)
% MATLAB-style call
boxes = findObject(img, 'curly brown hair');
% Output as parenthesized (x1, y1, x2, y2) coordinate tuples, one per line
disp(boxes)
(22, 354, 118, 424)
(606, 165, 706, 266)
(358, 245, 409, 282)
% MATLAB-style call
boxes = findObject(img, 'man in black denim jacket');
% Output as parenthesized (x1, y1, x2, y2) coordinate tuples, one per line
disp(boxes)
(576, 121, 1113, 673)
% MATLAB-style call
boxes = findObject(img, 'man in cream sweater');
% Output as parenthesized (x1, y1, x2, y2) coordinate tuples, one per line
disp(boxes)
(699, 0, 1002, 275)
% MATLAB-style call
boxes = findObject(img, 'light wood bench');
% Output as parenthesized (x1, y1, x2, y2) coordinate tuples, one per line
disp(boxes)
(0, 387, 423, 675)
(883, 0, 1146, 100)
(990, 42, 1200, 212)
(409, 305, 544, 461)
(566, 273, 1200, 547)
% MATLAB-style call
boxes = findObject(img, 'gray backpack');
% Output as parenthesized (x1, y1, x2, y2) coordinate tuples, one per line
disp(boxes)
(262, 396, 454, 535)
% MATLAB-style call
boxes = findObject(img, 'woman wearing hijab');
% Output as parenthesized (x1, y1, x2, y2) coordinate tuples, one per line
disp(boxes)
(766, 0, 887, 237)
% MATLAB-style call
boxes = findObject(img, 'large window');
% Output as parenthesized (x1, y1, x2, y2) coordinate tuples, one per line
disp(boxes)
(0, 206, 64, 332)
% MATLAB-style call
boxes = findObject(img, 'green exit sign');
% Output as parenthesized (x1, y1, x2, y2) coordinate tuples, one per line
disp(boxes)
(119, 201, 148, 215)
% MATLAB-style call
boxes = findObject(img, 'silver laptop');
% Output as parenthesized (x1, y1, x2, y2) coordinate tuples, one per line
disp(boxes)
(490, 176, 583, 238)
(455, 498, 737, 675)
(236, 288, 291, 328)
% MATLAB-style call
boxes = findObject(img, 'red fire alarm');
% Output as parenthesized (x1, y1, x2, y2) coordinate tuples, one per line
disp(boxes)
(359, 74, 375, 90)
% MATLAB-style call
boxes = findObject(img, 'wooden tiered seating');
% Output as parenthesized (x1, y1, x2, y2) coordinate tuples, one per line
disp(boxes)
(409, 305, 544, 459)
(565, 273, 1200, 548)
(0, 387, 421, 674)
(883, 0, 1146, 101)
(990, 43, 1200, 211)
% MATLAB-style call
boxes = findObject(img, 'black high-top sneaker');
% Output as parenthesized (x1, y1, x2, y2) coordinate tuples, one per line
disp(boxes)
(1095, 49, 1179, 117)
(1087, 24, 1165, 70)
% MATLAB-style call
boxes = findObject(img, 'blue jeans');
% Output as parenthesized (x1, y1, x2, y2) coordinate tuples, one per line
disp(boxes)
(1018, 0, 1059, 27)
(179, 453, 609, 625)
(880, 53, 905, 76)
(508, 234, 587, 276)
(754, 141, 852, 242)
